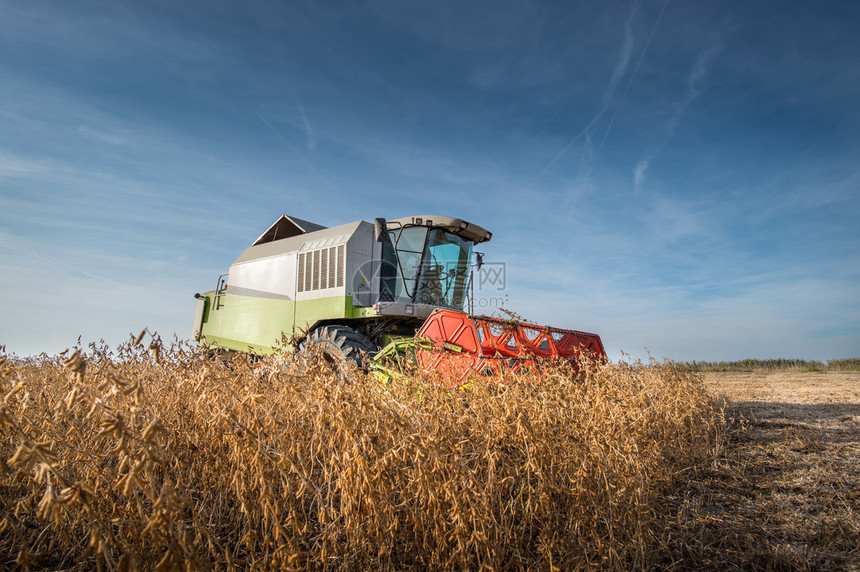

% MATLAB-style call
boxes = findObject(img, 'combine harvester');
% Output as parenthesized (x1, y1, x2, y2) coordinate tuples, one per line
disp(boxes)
(193, 214, 605, 382)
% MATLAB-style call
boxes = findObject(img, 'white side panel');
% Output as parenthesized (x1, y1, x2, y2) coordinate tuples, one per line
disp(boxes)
(228, 252, 296, 299)
(346, 223, 375, 306)
(228, 221, 369, 304)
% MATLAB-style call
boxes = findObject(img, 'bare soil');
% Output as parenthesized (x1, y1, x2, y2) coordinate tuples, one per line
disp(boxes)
(653, 371, 860, 570)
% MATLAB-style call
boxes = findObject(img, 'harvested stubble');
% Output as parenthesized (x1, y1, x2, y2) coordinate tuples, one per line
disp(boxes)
(1, 340, 724, 570)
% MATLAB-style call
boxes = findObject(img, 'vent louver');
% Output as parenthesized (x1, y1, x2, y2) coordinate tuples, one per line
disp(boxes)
(297, 245, 345, 293)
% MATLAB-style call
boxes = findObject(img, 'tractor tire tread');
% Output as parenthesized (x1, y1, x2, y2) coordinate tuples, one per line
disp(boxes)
(323, 326, 378, 354)
(303, 325, 377, 366)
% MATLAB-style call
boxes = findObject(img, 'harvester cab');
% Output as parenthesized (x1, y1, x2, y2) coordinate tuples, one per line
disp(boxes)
(373, 216, 490, 317)
(193, 214, 605, 380)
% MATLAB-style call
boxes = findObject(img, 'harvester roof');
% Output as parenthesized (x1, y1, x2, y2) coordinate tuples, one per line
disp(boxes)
(233, 220, 359, 265)
(387, 215, 492, 244)
(232, 213, 492, 267)
(252, 215, 327, 246)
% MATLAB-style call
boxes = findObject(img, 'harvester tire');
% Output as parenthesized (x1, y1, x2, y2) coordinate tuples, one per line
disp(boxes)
(299, 325, 377, 371)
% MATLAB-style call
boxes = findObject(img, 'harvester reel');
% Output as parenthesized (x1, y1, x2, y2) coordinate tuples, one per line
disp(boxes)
(298, 325, 377, 375)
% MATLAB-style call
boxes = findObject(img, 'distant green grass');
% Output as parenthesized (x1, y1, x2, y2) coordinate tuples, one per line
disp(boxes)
(824, 358, 860, 371)
(686, 358, 860, 372)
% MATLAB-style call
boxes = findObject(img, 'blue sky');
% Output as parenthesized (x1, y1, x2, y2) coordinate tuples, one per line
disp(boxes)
(1, 0, 858, 361)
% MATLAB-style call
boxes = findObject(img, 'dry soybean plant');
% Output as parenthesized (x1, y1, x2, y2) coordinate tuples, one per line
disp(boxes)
(0, 338, 725, 570)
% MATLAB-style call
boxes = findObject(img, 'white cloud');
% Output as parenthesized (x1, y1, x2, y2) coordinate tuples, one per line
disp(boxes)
(496, 0, 641, 218)
(633, 159, 649, 191)
(633, 41, 721, 192)
(599, 0, 640, 116)
(369, 0, 532, 53)
(77, 126, 127, 146)
(499, 257, 859, 363)
(298, 105, 317, 150)
(0, 229, 208, 356)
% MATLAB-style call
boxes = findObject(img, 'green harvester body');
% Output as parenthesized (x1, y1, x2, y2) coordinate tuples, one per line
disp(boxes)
(193, 214, 492, 355)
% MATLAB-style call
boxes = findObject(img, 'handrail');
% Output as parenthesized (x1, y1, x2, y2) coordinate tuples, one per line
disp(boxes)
(213, 273, 228, 310)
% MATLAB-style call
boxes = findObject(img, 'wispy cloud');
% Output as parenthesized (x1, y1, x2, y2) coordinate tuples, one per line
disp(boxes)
(622, 0, 670, 98)
(489, 0, 642, 224)
(0, 3, 228, 70)
(598, 0, 640, 117)
(0, 229, 203, 355)
(600, 0, 671, 148)
(633, 159, 650, 191)
(634, 41, 721, 192)
(77, 126, 127, 146)
(500, 237, 860, 362)
(298, 104, 317, 150)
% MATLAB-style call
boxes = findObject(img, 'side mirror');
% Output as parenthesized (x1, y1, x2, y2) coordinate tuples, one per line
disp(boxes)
(374, 218, 388, 242)
(475, 252, 484, 271)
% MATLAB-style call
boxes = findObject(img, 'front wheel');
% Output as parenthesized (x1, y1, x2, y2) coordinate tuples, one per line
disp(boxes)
(298, 325, 377, 372)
